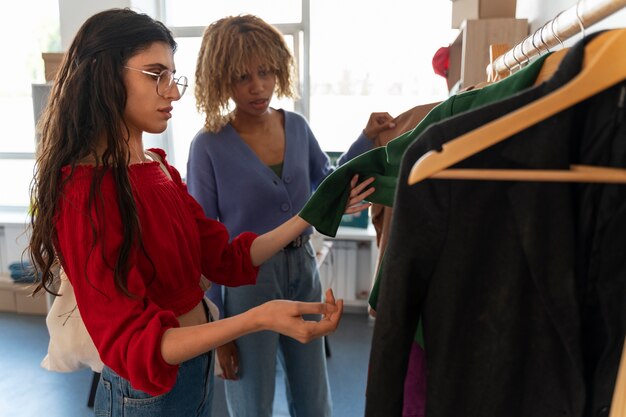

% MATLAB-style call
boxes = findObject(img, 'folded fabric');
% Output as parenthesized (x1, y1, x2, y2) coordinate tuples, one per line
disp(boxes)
(9, 261, 31, 271)
(9, 261, 37, 283)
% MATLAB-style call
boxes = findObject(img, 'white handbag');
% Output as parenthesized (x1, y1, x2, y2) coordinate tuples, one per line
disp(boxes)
(41, 268, 104, 373)
(41, 152, 217, 374)
(41, 271, 218, 374)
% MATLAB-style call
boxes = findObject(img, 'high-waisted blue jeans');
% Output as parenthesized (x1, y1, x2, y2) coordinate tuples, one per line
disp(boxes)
(94, 300, 215, 417)
(223, 241, 332, 417)
(94, 352, 214, 417)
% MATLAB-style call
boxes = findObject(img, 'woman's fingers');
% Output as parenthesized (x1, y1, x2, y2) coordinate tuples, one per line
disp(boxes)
(291, 299, 344, 343)
(349, 185, 375, 204)
(291, 300, 338, 316)
(350, 175, 375, 196)
(322, 288, 337, 321)
(345, 175, 375, 214)
(216, 342, 240, 380)
(264, 293, 344, 343)
(325, 288, 336, 304)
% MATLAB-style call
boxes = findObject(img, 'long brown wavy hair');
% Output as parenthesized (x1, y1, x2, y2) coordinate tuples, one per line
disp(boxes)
(195, 14, 298, 132)
(29, 8, 177, 297)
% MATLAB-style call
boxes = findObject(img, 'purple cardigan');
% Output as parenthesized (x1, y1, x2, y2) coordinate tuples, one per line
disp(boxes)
(186, 109, 371, 314)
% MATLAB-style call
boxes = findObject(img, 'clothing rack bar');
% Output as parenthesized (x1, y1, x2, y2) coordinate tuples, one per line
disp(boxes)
(490, 0, 626, 76)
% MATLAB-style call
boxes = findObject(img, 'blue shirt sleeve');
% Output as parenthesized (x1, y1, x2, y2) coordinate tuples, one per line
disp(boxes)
(337, 132, 374, 166)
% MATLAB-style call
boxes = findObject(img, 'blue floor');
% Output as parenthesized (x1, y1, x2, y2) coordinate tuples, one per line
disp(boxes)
(0, 311, 373, 416)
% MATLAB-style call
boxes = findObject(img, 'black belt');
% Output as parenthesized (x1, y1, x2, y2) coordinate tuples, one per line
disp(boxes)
(284, 234, 311, 250)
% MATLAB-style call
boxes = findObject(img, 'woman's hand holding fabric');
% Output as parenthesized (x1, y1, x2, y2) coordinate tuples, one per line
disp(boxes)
(363, 112, 397, 140)
(344, 174, 375, 215)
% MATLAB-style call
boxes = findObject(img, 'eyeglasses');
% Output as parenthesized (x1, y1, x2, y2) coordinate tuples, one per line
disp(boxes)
(124, 66, 188, 98)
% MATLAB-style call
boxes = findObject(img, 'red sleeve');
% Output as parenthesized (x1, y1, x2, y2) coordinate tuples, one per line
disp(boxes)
(56, 180, 179, 396)
(151, 148, 260, 287)
(184, 180, 259, 286)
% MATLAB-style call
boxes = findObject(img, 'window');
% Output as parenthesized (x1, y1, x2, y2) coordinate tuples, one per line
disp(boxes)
(163, 0, 302, 26)
(162, 35, 296, 177)
(0, 0, 60, 209)
(160, 1, 303, 179)
(1, 1, 456, 209)
(160, 0, 456, 179)
(309, 0, 456, 152)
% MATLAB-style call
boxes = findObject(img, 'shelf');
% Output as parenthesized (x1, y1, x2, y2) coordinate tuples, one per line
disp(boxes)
(332, 225, 377, 241)
(448, 18, 529, 89)
(318, 226, 378, 314)
(0, 274, 47, 315)
(0, 208, 30, 225)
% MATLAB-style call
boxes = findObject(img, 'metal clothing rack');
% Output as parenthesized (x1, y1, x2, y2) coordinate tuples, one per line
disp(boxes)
(488, 0, 626, 78)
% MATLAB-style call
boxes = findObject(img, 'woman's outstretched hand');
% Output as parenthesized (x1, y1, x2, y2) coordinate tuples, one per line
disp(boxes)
(345, 174, 375, 215)
(256, 289, 343, 344)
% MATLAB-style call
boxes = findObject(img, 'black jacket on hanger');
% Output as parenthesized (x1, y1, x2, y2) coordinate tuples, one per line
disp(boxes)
(366, 31, 626, 417)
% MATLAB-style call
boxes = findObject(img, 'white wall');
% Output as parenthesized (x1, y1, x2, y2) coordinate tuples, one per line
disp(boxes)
(58, 0, 131, 49)
(516, 0, 626, 45)
(0, 0, 161, 273)
(0, 225, 29, 274)
(58, 0, 158, 49)
(4, 0, 625, 273)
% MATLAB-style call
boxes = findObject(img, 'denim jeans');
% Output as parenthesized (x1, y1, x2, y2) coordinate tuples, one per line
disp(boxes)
(223, 241, 332, 417)
(94, 347, 214, 417)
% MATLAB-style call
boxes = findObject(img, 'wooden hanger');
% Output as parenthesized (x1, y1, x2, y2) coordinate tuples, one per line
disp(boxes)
(609, 337, 626, 417)
(487, 43, 511, 82)
(533, 48, 569, 86)
(408, 29, 626, 185)
(533, 17, 570, 86)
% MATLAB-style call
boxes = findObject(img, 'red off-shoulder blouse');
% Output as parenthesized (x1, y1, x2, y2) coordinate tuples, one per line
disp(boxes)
(54, 148, 258, 395)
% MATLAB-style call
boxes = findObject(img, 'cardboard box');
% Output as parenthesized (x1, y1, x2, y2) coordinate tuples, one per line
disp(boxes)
(41, 52, 64, 82)
(0, 287, 17, 312)
(15, 285, 47, 315)
(451, 0, 517, 28)
(0, 275, 47, 315)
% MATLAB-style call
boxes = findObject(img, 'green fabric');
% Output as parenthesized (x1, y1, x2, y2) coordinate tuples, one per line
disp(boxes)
(299, 53, 550, 238)
(365, 54, 551, 346)
(268, 162, 284, 178)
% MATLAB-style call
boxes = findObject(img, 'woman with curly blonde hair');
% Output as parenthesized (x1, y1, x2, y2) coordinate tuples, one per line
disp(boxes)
(29, 9, 378, 417)
(187, 14, 395, 417)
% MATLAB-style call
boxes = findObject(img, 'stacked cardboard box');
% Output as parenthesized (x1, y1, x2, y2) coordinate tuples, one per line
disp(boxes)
(451, 0, 517, 28)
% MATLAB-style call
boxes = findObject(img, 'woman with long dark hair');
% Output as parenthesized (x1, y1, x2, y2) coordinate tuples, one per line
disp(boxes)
(29, 9, 371, 416)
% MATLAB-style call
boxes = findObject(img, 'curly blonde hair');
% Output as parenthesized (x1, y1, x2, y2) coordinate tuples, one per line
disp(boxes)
(195, 15, 298, 132)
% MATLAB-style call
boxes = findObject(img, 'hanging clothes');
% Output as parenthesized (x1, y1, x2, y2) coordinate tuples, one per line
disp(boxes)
(367, 52, 551, 310)
(366, 31, 626, 417)
(299, 53, 549, 238)
(370, 102, 442, 247)
(368, 52, 554, 353)
(370, 104, 442, 417)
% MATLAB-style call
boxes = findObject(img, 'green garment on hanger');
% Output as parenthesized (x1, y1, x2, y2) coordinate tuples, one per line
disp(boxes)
(299, 53, 551, 239)
(367, 53, 553, 346)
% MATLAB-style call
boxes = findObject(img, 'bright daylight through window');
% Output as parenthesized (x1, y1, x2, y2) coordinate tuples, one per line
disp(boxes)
(2, 1, 456, 208)
(163, 0, 457, 179)
(1, 1, 60, 209)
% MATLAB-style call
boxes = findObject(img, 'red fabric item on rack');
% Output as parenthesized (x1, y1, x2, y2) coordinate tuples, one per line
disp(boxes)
(432, 46, 450, 78)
